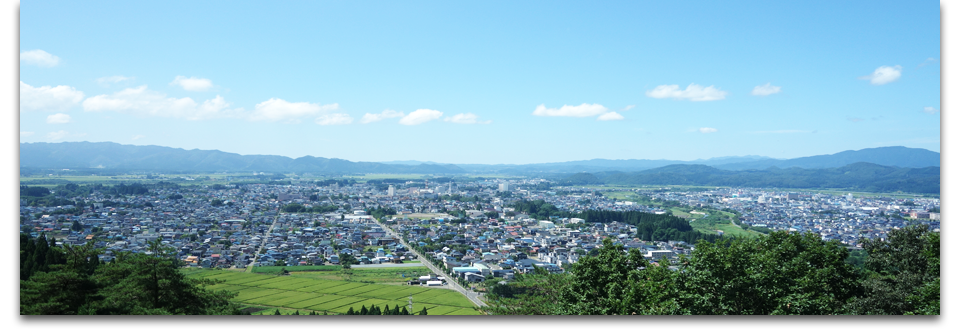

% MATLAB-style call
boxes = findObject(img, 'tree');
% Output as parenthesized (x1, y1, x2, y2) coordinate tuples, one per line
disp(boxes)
(210, 199, 224, 207)
(274, 309, 281, 315)
(71, 221, 83, 232)
(419, 307, 428, 315)
(846, 225, 940, 315)
(676, 231, 860, 315)
(346, 307, 355, 315)
(360, 305, 368, 315)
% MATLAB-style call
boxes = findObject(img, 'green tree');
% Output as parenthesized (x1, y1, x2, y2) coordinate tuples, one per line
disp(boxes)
(676, 231, 860, 315)
(419, 307, 428, 315)
(846, 225, 940, 315)
(274, 309, 281, 315)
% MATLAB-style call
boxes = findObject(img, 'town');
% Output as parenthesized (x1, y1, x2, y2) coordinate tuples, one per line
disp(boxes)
(19, 174, 940, 293)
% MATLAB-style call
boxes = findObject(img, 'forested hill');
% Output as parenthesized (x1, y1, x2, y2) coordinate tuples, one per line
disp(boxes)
(576, 162, 939, 194)
(19, 141, 465, 174)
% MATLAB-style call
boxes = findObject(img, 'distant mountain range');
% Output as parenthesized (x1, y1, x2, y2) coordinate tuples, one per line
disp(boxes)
(571, 163, 940, 194)
(19, 142, 940, 177)
(19, 142, 465, 174)
(384, 146, 939, 173)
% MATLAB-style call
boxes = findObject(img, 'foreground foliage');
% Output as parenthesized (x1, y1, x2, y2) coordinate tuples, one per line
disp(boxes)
(20, 236, 244, 315)
(483, 226, 939, 315)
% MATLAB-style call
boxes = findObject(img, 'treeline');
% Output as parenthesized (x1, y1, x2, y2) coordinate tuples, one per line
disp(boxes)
(282, 203, 340, 214)
(341, 304, 425, 315)
(579, 162, 939, 194)
(368, 206, 397, 220)
(510, 201, 721, 244)
(572, 210, 722, 243)
(20, 235, 245, 315)
(482, 225, 939, 315)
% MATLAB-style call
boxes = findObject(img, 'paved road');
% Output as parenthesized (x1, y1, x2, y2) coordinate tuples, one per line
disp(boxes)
(373, 221, 487, 308)
(246, 205, 280, 272)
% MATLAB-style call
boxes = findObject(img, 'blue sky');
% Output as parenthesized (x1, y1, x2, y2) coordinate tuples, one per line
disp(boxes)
(18, 1, 941, 164)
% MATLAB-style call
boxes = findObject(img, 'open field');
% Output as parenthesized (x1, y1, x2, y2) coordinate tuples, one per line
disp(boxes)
(289, 267, 433, 285)
(184, 268, 480, 315)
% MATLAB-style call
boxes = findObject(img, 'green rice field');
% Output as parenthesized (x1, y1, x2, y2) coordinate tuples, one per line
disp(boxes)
(184, 268, 481, 315)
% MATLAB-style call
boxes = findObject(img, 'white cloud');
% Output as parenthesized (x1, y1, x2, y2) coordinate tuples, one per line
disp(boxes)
(532, 103, 608, 117)
(399, 109, 443, 125)
(47, 130, 69, 141)
(597, 112, 624, 121)
(315, 113, 354, 125)
(860, 65, 902, 85)
(923, 107, 939, 114)
(646, 84, 727, 101)
(46, 113, 72, 124)
(699, 127, 718, 133)
(132, 135, 146, 140)
(83, 86, 241, 120)
(20, 131, 34, 137)
(360, 109, 405, 124)
(96, 75, 133, 85)
(250, 98, 337, 122)
(751, 83, 782, 96)
(170, 76, 214, 91)
(20, 81, 85, 112)
(20, 50, 60, 67)
(621, 105, 636, 111)
(444, 113, 491, 124)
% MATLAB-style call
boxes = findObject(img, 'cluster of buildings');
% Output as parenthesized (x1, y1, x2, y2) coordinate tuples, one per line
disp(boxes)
(19, 176, 939, 277)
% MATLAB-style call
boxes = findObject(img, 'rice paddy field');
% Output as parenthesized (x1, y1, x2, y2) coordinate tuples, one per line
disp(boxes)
(184, 268, 482, 315)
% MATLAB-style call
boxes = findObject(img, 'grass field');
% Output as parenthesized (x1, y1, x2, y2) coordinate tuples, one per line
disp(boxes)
(184, 268, 480, 315)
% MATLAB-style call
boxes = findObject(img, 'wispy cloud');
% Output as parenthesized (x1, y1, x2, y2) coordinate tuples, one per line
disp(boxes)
(360, 109, 404, 124)
(315, 113, 354, 125)
(20, 49, 60, 67)
(918, 57, 939, 68)
(621, 105, 636, 111)
(46, 113, 72, 124)
(751, 83, 781, 96)
(859, 65, 902, 85)
(444, 113, 490, 124)
(132, 135, 146, 140)
(96, 75, 134, 86)
(399, 109, 443, 125)
(20, 81, 85, 112)
(20, 131, 34, 137)
(170, 76, 214, 91)
(699, 127, 718, 133)
(533, 103, 608, 117)
(922, 107, 939, 114)
(597, 112, 624, 121)
(84, 86, 243, 120)
(249, 98, 337, 122)
(646, 84, 727, 101)
(47, 130, 70, 141)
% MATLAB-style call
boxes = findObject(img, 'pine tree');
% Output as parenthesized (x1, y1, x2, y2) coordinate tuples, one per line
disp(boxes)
(346, 307, 355, 315)
(360, 305, 368, 315)
(293, 310, 299, 315)
(401, 306, 409, 315)
(274, 309, 281, 315)
(383, 305, 392, 315)
(419, 307, 428, 315)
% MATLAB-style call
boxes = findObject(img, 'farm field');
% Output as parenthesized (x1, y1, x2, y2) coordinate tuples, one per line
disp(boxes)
(291, 268, 433, 285)
(184, 268, 481, 315)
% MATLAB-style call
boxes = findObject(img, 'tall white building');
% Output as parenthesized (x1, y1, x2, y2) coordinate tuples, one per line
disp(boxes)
(387, 185, 395, 197)
(499, 182, 511, 192)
